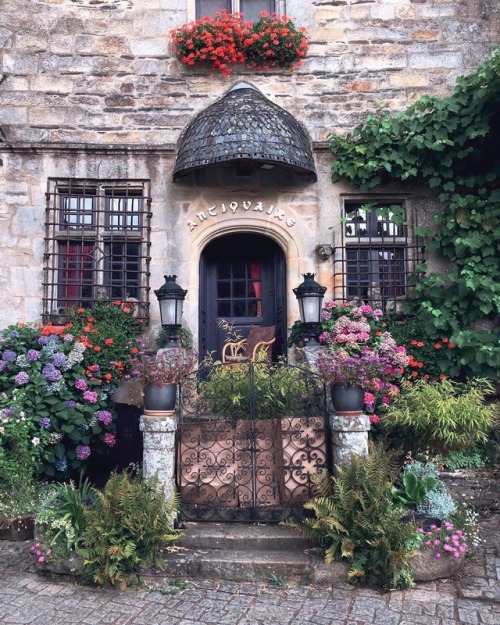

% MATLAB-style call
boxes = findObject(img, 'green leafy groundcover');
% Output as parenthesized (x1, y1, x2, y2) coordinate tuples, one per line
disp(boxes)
(329, 49, 500, 380)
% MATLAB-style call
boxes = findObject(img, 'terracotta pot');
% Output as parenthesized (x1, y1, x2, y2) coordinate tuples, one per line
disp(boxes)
(330, 384, 364, 415)
(143, 382, 177, 414)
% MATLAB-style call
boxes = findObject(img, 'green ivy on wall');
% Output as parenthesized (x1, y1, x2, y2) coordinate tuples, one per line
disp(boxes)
(329, 49, 500, 380)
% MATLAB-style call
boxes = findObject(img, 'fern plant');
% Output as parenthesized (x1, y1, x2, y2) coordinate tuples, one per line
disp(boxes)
(287, 444, 416, 590)
(79, 466, 181, 589)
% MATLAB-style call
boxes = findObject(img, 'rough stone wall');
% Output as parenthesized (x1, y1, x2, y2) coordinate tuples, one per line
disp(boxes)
(0, 0, 498, 144)
(0, 0, 498, 332)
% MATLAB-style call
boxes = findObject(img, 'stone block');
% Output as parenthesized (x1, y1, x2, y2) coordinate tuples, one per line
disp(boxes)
(0, 107, 28, 124)
(129, 37, 169, 57)
(0, 27, 12, 48)
(29, 107, 86, 128)
(356, 53, 407, 70)
(2, 53, 38, 75)
(389, 71, 429, 87)
(314, 7, 343, 22)
(30, 75, 74, 93)
(409, 51, 462, 69)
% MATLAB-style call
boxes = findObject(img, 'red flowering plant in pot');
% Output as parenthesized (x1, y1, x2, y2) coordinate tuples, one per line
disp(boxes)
(170, 10, 308, 76)
(244, 12, 309, 71)
(170, 11, 251, 77)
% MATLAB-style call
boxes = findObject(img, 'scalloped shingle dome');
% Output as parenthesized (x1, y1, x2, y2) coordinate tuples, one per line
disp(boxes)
(173, 82, 316, 182)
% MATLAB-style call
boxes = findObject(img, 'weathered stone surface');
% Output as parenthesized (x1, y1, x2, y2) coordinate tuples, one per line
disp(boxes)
(140, 414, 177, 501)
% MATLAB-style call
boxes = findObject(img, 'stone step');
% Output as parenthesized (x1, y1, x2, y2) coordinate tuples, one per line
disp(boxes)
(176, 521, 316, 552)
(154, 522, 349, 587)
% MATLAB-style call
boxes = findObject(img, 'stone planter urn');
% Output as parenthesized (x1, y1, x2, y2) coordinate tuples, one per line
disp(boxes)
(36, 553, 84, 577)
(410, 548, 466, 581)
(0, 515, 35, 541)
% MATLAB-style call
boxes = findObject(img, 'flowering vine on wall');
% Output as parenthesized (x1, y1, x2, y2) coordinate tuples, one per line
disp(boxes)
(170, 11, 308, 77)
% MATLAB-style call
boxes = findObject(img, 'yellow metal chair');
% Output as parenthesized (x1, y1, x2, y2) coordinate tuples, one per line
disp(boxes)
(222, 325, 276, 364)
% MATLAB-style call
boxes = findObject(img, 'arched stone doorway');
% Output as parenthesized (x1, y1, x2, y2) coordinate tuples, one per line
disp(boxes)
(199, 232, 287, 361)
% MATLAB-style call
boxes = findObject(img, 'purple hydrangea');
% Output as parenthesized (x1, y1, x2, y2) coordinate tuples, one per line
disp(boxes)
(2, 350, 17, 362)
(38, 417, 52, 429)
(83, 390, 98, 404)
(75, 378, 88, 391)
(76, 445, 91, 461)
(63, 334, 74, 342)
(2, 407, 13, 417)
(27, 349, 41, 361)
(51, 353, 67, 368)
(8, 330, 20, 338)
(42, 364, 62, 383)
(38, 336, 49, 346)
(97, 410, 113, 426)
(15, 371, 29, 385)
(65, 400, 77, 409)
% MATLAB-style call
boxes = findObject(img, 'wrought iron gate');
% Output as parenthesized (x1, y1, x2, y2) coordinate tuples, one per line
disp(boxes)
(177, 361, 329, 522)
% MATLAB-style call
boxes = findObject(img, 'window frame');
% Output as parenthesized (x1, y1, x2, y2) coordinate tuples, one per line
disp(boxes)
(43, 179, 152, 323)
(190, 0, 280, 21)
(334, 196, 424, 311)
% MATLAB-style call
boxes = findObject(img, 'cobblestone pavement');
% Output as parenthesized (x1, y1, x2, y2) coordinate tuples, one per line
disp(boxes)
(0, 514, 498, 625)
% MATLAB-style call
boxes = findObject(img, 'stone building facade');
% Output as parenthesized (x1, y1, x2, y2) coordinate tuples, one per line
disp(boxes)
(0, 0, 498, 358)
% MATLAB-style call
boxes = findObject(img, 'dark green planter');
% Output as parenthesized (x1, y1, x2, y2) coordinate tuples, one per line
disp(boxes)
(330, 384, 365, 415)
(143, 382, 177, 413)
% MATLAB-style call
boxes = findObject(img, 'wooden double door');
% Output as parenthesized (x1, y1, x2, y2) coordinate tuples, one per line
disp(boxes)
(199, 233, 287, 361)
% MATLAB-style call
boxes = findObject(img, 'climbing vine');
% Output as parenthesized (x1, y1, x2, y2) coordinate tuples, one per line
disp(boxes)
(329, 49, 500, 380)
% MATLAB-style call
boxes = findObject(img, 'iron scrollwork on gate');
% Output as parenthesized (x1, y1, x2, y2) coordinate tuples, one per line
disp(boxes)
(177, 361, 329, 522)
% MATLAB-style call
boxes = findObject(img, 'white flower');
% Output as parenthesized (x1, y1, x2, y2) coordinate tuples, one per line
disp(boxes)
(31, 436, 40, 446)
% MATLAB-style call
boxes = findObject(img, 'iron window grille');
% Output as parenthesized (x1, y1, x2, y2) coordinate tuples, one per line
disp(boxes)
(333, 199, 424, 312)
(43, 179, 152, 323)
(196, 0, 275, 21)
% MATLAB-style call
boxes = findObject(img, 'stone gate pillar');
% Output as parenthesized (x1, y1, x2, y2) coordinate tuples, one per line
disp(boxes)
(330, 414, 370, 468)
(139, 414, 177, 501)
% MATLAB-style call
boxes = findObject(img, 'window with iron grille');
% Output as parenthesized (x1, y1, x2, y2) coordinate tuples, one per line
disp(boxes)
(334, 199, 424, 311)
(196, 0, 275, 21)
(43, 179, 152, 322)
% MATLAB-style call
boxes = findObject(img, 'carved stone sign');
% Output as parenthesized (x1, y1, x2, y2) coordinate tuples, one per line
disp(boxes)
(186, 200, 296, 231)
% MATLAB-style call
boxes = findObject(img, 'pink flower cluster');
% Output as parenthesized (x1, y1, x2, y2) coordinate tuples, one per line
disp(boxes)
(330, 316, 371, 345)
(418, 521, 468, 559)
(30, 541, 52, 564)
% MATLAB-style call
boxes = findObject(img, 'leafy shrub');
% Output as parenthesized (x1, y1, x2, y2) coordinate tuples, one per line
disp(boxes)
(438, 445, 487, 471)
(0, 323, 118, 477)
(382, 378, 496, 454)
(287, 444, 416, 590)
(198, 358, 323, 419)
(79, 467, 181, 589)
(67, 300, 143, 385)
(33, 477, 96, 563)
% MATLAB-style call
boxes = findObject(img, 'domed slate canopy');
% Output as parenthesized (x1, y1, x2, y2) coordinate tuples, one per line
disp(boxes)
(173, 82, 317, 182)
